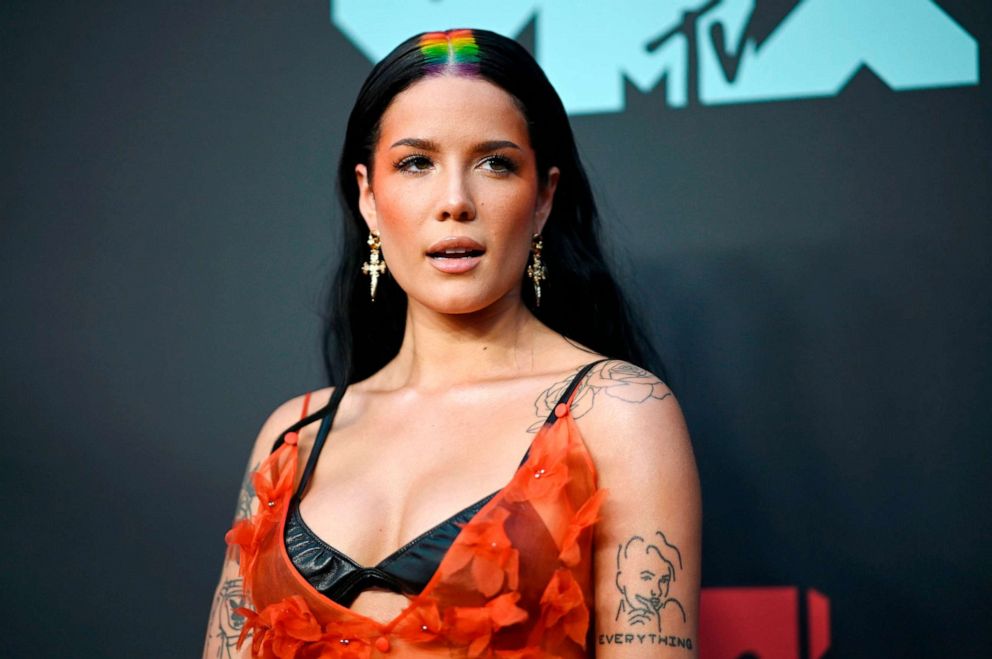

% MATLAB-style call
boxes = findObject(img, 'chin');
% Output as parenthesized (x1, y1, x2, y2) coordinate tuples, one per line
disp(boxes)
(415, 286, 514, 317)
(427, 296, 493, 316)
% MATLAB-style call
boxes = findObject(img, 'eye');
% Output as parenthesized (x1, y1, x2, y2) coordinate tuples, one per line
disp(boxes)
(480, 154, 517, 174)
(395, 154, 433, 173)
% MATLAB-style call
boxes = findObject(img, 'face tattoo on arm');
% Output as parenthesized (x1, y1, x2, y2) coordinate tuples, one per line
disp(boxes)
(614, 532, 687, 631)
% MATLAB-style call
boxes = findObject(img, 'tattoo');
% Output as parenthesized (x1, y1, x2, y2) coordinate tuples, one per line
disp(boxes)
(529, 360, 672, 431)
(208, 578, 249, 657)
(234, 462, 259, 521)
(597, 633, 694, 649)
(597, 531, 692, 649)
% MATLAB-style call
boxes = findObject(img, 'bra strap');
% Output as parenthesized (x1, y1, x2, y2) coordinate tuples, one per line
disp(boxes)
(292, 359, 609, 496)
(294, 385, 348, 498)
(271, 393, 335, 454)
(541, 358, 610, 426)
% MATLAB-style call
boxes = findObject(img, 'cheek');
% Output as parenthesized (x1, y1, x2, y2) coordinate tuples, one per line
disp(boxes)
(484, 194, 540, 257)
(490, 186, 538, 223)
(487, 224, 534, 286)
(374, 183, 416, 225)
(373, 191, 424, 262)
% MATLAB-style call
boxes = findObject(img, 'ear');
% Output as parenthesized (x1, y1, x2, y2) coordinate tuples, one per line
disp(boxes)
(533, 166, 560, 235)
(355, 163, 378, 232)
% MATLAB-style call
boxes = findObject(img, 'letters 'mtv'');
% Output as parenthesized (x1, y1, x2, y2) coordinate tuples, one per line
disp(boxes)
(331, 0, 979, 115)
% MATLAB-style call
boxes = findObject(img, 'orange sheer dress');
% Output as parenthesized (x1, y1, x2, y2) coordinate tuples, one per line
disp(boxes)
(225, 361, 608, 658)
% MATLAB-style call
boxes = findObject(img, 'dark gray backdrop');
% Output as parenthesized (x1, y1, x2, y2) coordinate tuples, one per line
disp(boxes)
(2, 1, 989, 657)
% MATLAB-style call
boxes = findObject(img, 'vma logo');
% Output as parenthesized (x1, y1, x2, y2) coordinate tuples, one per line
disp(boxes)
(331, 0, 979, 115)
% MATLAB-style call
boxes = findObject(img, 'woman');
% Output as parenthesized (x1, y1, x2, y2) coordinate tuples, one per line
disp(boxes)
(203, 28, 700, 658)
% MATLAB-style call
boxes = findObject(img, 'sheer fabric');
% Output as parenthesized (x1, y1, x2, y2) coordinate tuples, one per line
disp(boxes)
(225, 364, 607, 658)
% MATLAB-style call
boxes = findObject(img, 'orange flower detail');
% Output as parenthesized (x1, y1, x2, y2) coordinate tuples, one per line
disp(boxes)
(237, 595, 322, 658)
(225, 445, 297, 593)
(504, 456, 568, 504)
(445, 592, 529, 658)
(506, 416, 572, 504)
(494, 648, 561, 658)
(307, 620, 375, 659)
(252, 444, 296, 511)
(558, 489, 607, 567)
(393, 598, 444, 644)
(445, 507, 520, 597)
(225, 513, 281, 595)
(534, 569, 589, 649)
(225, 519, 259, 586)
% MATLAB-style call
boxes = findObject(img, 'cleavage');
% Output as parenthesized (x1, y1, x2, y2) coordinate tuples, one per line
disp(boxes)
(297, 400, 534, 569)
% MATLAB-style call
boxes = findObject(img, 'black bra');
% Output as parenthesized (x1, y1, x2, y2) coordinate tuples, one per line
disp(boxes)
(281, 360, 604, 606)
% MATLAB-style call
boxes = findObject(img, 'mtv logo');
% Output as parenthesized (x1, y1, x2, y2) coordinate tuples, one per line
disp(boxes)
(330, 0, 978, 114)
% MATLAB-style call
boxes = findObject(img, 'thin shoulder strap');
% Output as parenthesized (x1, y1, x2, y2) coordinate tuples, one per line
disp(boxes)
(541, 358, 609, 426)
(292, 360, 608, 496)
(269, 391, 318, 453)
(294, 385, 348, 498)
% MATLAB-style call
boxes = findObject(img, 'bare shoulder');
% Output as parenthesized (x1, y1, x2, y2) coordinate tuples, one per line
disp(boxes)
(568, 360, 692, 476)
(243, 387, 335, 465)
(575, 361, 701, 655)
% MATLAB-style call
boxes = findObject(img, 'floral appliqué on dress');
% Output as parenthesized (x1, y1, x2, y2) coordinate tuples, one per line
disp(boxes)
(225, 394, 606, 658)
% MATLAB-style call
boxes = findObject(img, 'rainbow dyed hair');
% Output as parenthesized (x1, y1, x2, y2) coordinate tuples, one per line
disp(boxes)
(418, 28, 481, 75)
(327, 27, 666, 390)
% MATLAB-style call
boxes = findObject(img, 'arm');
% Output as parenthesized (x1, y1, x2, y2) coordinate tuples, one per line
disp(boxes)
(577, 361, 701, 657)
(201, 394, 315, 659)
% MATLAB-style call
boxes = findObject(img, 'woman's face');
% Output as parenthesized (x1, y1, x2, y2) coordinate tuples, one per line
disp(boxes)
(355, 74, 559, 315)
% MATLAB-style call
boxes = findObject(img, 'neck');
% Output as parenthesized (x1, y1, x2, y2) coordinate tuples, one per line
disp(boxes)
(379, 293, 548, 390)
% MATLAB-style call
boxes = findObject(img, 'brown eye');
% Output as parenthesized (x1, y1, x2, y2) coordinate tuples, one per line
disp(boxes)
(396, 154, 433, 173)
(481, 155, 517, 174)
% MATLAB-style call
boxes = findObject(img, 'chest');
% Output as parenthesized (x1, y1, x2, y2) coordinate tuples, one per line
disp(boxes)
(296, 388, 543, 569)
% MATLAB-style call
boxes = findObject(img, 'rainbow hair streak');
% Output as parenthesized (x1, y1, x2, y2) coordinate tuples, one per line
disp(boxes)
(419, 28, 481, 75)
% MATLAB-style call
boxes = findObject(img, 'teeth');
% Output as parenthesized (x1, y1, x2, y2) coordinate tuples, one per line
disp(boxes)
(444, 248, 468, 255)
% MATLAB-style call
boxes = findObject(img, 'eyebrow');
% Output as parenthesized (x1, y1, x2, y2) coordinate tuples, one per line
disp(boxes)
(389, 137, 522, 153)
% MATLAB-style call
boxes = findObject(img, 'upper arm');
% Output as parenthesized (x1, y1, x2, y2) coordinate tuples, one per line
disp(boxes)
(201, 391, 320, 659)
(579, 361, 701, 657)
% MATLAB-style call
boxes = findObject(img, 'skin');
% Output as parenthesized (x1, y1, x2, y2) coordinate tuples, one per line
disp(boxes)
(615, 538, 688, 633)
(622, 552, 673, 612)
(203, 74, 700, 658)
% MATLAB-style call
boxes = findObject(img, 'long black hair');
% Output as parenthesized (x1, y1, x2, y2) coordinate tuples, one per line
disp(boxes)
(309, 28, 663, 425)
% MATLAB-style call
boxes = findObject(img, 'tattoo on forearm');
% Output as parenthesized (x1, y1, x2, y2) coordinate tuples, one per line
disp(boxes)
(207, 463, 259, 655)
(597, 531, 693, 650)
(530, 360, 672, 431)
(234, 462, 259, 522)
(208, 578, 249, 658)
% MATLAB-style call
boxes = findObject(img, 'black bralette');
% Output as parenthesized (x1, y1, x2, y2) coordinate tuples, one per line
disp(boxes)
(280, 360, 604, 606)
(284, 491, 497, 606)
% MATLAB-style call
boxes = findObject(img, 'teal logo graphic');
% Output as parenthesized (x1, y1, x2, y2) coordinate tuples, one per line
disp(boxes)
(331, 0, 979, 115)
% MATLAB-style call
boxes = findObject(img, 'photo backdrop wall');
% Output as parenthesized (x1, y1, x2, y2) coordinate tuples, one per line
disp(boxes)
(2, 1, 989, 657)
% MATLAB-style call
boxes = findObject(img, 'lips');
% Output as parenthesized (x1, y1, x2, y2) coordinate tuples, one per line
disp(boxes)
(426, 236, 486, 258)
(426, 236, 485, 274)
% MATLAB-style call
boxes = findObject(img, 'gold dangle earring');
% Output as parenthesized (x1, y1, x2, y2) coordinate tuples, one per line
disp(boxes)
(361, 230, 386, 302)
(527, 233, 547, 307)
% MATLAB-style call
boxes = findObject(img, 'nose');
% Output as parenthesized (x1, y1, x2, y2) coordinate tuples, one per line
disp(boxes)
(436, 170, 476, 222)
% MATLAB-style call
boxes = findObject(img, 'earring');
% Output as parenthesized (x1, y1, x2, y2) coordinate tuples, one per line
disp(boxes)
(527, 233, 547, 307)
(361, 231, 386, 302)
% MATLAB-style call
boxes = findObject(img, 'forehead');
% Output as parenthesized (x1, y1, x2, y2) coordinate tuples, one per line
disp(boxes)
(378, 75, 530, 148)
